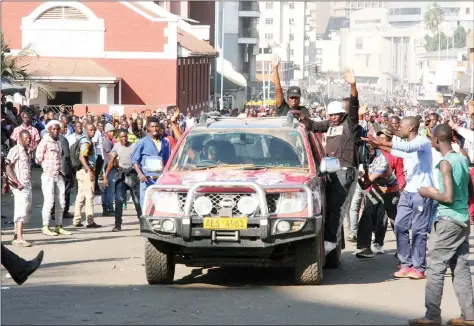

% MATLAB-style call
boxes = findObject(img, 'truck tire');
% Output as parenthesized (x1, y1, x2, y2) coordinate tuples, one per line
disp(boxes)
(145, 239, 175, 285)
(294, 232, 324, 285)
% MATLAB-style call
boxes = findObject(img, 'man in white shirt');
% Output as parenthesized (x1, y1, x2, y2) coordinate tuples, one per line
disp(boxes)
(185, 112, 195, 130)
(92, 121, 105, 193)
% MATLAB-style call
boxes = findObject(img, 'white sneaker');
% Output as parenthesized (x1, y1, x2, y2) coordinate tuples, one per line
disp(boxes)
(324, 241, 337, 255)
(373, 243, 385, 254)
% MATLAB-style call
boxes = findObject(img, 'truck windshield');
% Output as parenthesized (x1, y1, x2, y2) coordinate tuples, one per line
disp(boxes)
(169, 129, 309, 171)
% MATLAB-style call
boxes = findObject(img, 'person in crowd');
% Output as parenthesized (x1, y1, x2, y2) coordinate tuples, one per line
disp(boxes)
(36, 120, 72, 236)
(364, 116, 433, 279)
(390, 116, 404, 143)
(73, 123, 101, 229)
(58, 125, 74, 220)
(132, 118, 146, 139)
(272, 53, 309, 117)
(67, 121, 84, 147)
(299, 68, 360, 255)
(131, 117, 171, 210)
(185, 112, 195, 130)
(104, 129, 140, 232)
(92, 121, 105, 193)
(59, 115, 73, 136)
(450, 109, 474, 164)
(355, 135, 400, 259)
(6, 130, 33, 246)
(10, 112, 40, 152)
(40, 109, 56, 138)
(410, 124, 474, 326)
(54, 104, 69, 121)
(101, 123, 116, 216)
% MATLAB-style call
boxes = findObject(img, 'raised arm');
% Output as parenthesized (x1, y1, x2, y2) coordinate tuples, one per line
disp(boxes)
(271, 53, 285, 112)
(169, 107, 183, 140)
(343, 68, 359, 125)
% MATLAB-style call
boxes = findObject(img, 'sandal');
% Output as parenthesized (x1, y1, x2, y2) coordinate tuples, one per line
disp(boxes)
(12, 239, 32, 247)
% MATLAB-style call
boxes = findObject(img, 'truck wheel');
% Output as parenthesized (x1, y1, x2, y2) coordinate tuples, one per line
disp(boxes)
(294, 232, 324, 285)
(145, 239, 175, 285)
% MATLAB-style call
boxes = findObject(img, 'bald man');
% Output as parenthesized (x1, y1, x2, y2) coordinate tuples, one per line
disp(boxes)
(365, 116, 434, 280)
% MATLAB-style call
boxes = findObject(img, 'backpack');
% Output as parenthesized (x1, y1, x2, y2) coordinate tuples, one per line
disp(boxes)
(70, 136, 94, 171)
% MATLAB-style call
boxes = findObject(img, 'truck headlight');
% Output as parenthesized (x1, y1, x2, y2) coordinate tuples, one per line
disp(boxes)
(194, 196, 213, 216)
(277, 192, 308, 214)
(237, 195, 259, 215)
(152, 192, 181, 214)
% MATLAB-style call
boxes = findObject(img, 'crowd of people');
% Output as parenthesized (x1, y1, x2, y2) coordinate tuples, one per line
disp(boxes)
(1, 96, 195, 246)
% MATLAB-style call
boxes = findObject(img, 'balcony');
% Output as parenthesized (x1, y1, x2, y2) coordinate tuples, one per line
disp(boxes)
(238, 28, 259, 44)
(239, 1, 260, 18)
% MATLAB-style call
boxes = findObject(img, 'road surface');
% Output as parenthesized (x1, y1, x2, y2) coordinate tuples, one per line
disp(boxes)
(1, 169, 472, 325)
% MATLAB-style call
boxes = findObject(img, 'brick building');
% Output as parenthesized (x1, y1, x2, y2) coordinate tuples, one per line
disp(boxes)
(1, 1, 217, 114)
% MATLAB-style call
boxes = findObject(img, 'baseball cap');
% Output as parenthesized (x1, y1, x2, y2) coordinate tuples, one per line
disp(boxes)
(287, 86, 301, 98)
(382, 112, 389, 118)
(376, 127, 393, 138)
(104, 123, 115, 133)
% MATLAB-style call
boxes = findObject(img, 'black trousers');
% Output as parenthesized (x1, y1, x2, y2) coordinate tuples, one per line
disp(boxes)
(325, 168, 356, 243)
(1, 244, 27, 284)
(63, 174, 74, 215)
(94, 155, 104, 190)
(356, 189, 399, 250)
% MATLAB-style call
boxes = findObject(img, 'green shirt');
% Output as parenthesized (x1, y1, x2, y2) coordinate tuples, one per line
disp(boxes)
(436, 152, 470, 223)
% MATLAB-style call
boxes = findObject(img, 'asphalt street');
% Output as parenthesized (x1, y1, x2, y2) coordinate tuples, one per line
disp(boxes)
(1, 168, 473, 325)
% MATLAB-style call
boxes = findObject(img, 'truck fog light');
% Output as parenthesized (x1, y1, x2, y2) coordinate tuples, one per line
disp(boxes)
(276, 220, 291, 233)
(151, 220, 161, 230)
(194, 196, 213, 216)
(291, 221, 304, 231)
(162, 219, 175, 232)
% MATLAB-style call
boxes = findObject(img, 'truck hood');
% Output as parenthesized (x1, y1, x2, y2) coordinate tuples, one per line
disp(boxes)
(159, 170, 312, 187)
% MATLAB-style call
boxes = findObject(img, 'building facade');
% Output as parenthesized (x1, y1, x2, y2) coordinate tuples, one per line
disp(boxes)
(330, 1, 385, 18)
(1, 1, 217, 113)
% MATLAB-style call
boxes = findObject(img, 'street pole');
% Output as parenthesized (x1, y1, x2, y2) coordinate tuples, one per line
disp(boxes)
(219, 0, 225, 111)
(262, 46, 266, 107)
(438, 31, 441, 61)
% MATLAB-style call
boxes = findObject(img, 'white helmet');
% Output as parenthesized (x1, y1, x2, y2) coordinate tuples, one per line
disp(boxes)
(327, 101, 346, 115)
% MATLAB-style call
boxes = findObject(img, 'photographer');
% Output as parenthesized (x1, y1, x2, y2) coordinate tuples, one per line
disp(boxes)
(104, 129, 141, 232)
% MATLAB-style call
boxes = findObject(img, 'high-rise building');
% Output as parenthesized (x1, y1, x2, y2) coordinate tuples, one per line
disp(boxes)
(330, 1, 385, 18)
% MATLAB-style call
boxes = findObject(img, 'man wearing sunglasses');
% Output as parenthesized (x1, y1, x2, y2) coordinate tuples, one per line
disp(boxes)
(272, 53, 309, 118)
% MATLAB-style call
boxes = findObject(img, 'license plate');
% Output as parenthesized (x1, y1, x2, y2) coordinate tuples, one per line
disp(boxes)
(203, 217, 247, 230)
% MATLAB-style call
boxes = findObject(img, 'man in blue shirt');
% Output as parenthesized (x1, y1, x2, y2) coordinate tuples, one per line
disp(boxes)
(364, 116, 434, 280)
(131, 117, 171, 210)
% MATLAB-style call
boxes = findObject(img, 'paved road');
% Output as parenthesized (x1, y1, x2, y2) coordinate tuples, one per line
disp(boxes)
(1, 169, 473, 325)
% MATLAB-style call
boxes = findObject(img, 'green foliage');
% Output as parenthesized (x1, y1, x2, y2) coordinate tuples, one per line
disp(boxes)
(423, 26, 467, 52)
(424, 3, 444, 34)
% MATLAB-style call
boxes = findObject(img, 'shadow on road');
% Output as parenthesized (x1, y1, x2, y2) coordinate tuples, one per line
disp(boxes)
(1, 284, 412, 325)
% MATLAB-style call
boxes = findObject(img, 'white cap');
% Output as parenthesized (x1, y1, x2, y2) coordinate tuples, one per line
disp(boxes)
(45, 120, 60, 130)
(327, 101, 345, 115)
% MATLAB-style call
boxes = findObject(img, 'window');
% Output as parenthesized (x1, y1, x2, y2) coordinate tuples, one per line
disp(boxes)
(265, 33, 273, 40)
(354, 19, 381, 24)
(289, 2, 295, 9)
(388, 7, 421, 15)
(289, 33, 294, 41)
(356, 38, 363, 50)
(265, 2, 273, 9)
(466, 8, 470, 14)
(289, 18, 295, 25)
(36, 6, 88, 20)
(265, 18, 273, 24)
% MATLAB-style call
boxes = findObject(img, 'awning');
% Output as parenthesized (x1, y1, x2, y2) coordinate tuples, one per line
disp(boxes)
(177, 28, 218, 57)
(17, 58, 119, 83)
(215, 52, 247, 90)
(1, 77, 26, 96)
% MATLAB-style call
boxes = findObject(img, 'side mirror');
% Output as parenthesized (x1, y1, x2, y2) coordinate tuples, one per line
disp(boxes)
(319, 157, 341, 174)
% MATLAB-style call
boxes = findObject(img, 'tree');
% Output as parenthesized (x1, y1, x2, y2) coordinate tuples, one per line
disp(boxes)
(424, 32, 448, 52)
(453, 25, 467, 48)
(1, 33, 55, 99)
(424, 3, 444, 34)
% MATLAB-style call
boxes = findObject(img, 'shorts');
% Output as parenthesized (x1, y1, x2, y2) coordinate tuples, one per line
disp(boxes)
(12, 187, 32, 223)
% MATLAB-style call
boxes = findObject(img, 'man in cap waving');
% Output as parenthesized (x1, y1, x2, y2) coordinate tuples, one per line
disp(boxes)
(272, 53, 309, 117)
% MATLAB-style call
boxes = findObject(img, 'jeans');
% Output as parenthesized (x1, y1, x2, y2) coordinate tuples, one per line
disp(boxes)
(41, 173, 65, 226)
(395, 191, 433, 272)
(139, 178, 157, 211)
(325, 168, 356, 243)
(115, 175, 141, 227)
(428, 201, 439, 234)
(356, 189, 399, 250)
(102, 169, 117, 212)
(425, 218, 474, 321)
(348, 183, 365, 236)
(73, 169, 95, 226)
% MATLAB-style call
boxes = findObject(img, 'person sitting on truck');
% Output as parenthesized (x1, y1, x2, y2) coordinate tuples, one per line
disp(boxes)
(271, 53, 309, 118)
